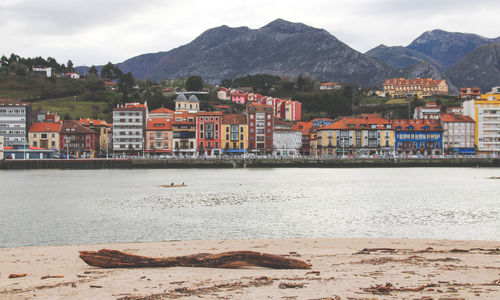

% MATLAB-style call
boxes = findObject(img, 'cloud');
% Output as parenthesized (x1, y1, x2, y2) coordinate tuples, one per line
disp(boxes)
(0, 0, 499, 66)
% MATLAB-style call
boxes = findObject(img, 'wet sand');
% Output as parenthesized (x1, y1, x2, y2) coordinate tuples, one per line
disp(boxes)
(1, 238, 499, 299)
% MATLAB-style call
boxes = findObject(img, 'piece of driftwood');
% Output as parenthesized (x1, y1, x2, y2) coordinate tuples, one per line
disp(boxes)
(79, 249, 311, 269)
(9, 273, 27, 278)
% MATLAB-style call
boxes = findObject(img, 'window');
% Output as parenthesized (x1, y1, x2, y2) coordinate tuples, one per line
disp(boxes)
(250, 114, 254, 120)
(207, 142, 212, 148)
(205, 123, 214, 139)
(200, 142, 204, 148)
(240, 142, 244, 149)
(230, 125, 239, 141)
(240, 126, 244, 133)
(215, 142, 219, 148)
(200, 124, 204, 131)
(33, 141, 37, 147)
(267, 114, 271, 120)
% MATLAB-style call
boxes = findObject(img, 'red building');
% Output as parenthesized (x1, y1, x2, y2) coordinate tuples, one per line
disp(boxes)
(460, 87, 481, 100)
(247, 103, 274, 155)
(59, 120, 96, 157)
(285, 100, 302, 121)
(196, 111, 223, 156)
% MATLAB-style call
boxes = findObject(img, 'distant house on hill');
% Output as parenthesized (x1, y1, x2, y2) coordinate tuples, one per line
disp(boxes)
(104, 81, 117, 91)
(320, 82, 342, 90)
(64, 72, 80, 79)
(32, 66, 51, 77)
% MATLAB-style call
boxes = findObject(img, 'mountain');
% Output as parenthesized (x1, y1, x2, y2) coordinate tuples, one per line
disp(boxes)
(446, 43, 500, 91)
(117, 19, 390, 86)
(365, 44, 444, 70)
(407, 29, 500, 70)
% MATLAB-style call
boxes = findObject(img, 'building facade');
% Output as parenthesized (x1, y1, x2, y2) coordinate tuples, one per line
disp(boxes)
(247, 103, 274, 155)
(467, 94, 500, 156)
(175, 93, 200, 112)
(146, 118, 172, 156)
(221, 114, 247, 155)
(172, 111, 197, 156)
(315, 115, 394, 157)
(460, 87, 481, 100)
(393, 119, 442, 155)
(440, 114, 475, 155)
(112, 102, 147, 155)
(59, 120, 96, 157)
(273, 129, 302, 156)
(0, 99, 31, 146)
(79, 119, 111, 156)
(29, 122, 61, 151)
(414, 102, 442, 120)
(383, 78, 448, 98)
(196, 111, 223, 156)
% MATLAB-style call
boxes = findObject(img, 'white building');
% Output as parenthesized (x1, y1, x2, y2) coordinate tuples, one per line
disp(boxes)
(273, 129, 302, 156)
(414, 102, 441, 120)
(0, 99, 31, 146)
(440, 114, 475, 154)
(32, 66, 51, 77)
(112, 102, 148, 154)
(64, 72, 80, 79)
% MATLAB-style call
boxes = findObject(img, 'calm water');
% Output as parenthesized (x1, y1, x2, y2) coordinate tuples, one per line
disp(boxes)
(0, 168, 499, 248)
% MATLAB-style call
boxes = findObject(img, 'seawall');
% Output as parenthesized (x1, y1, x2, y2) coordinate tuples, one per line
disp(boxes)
(1, 158, 500, 170)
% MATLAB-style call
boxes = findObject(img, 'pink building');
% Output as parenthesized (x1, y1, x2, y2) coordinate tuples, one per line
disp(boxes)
(231, 91, 248, 104)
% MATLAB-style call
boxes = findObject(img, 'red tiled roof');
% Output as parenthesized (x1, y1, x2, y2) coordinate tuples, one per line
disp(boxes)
(311, 118, 334, 122)
(222, 114, 247, 124)
(78, 118, 109, 127)
(383, 78, 446, 86)
(29, 122, 62, 132)
(60, 120, 96, 134)
(292, 121, 314, 134)
(440, 113, 474, 123)
(149, 107, 174, 114)
(196, 111, 223, 116)
(147, 118, 172, 130)
(104, 81, 116, 85)
(319, 115, 391, 131)
(320, 82, 340, 86)
(392, 119, 442, 131)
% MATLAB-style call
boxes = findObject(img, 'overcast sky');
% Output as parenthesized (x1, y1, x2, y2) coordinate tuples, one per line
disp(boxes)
(1, 0, 499, 66)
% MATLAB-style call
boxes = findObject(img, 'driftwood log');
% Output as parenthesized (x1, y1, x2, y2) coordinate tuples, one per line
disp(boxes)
(79, 249, 311, 269)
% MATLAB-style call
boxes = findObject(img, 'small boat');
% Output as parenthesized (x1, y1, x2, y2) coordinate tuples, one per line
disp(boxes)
(161, 183, 187, 188)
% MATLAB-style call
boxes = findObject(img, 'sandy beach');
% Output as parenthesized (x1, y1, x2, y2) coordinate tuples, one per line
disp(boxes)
(1, 238, 499, 299)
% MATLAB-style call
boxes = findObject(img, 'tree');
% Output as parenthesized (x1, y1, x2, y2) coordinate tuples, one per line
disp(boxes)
(101, 62, 122, 80)
(1, 55, 8, 67)
(221, 79, 232, 88)
(67, 60, 74, 72)
(88, 65, 98, 75)
(118, 72, 135, 100)
(186, 75, 203, 91)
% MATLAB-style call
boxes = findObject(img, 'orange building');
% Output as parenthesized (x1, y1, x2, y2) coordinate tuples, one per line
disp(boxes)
(146, 118, 172, 156)
(459, 87, 481, 100)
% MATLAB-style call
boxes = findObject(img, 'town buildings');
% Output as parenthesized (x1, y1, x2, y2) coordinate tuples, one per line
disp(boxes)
(112, 102, 147, 155)
(464, 93, 500, 157)
(59, 120, 96, 157)
(0, 99, 31, 146)
(247, 103, 274, 155)
(292, 121, 314, 156)
(196, 111, 223, 156)
(175, 93, 200, 112)
(383, 78, 448, 98)
(393, 119, 443, 155)
(460, 87, 481, 100)
(315, 114, 394, 157)
(221, 114, 247, 155)
(440, 114, 475, 155)
(414, 102, 442, 120)
(79, 118, 111, 156)
(28, 122, 61, 151)
(172, 111, 197, 156)
(146, 117, 172, 156)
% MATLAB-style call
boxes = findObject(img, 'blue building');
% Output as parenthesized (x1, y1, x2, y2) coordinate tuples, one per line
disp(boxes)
(393, 119, 443, 156)
(2, 142, 54, 159)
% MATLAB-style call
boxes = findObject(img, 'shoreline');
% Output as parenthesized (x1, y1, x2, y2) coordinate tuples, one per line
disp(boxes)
(2, 157, 500, 169)
(2, 237, 499, 299)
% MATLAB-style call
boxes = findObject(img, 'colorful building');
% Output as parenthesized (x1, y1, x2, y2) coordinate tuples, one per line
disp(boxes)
(284, 100, 301, 121)
(440, 114, 475, 155)
(460, 87, 481, 100)
(172, 111, 197, 156)
(315, 114, 394, 157)
(146, 117, 172, 156)
(149, 107, 174, 119)
(29, 122, 62, 152)
(59, 120, 97, 157)
(247, 103, 274, 155)
(221, 114, 248, 155)
(464, 93, 500, 157)
(393, 119, 442, 155)
(196, 111, 223, 156)
(383, 78, 448, 98)
(79, 118, 111, 156)
(311, 118, 335, 127)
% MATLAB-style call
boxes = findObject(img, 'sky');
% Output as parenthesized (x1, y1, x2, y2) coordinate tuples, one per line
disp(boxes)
(1, 0, 499, 67)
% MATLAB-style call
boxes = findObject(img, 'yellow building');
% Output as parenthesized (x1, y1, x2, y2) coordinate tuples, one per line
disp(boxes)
(464, 93, 500, 156)
(315, 114, 395, 157)
(28, 122, 62, 151)
(221, 114, 247, 155)
(383, 78, 448, 98)
(79, 119, 111, 155)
